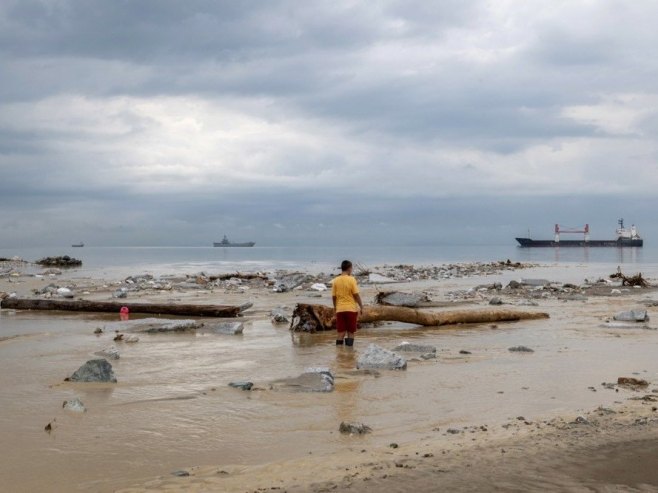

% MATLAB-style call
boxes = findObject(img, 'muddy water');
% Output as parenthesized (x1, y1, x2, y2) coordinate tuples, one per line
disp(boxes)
(2, 277, 658, 491)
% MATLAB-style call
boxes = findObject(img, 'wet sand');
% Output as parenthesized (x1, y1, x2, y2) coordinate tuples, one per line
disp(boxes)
(2, 262, 658, 492)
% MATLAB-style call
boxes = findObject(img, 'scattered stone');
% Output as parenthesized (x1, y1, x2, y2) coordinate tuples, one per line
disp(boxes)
(206, 321, 244, 335)
(228, 381, 253, 391)
(446, 428, 460, 434)
(56, 287, 74, 298)
(357, 344, 407, 370)
(613, 310, 650, 322)
(114, 333, 139, 343)
(112, 288, 128, 299)
(521, 279, 550, 287)
(507, 280, 521, 289)
(459, 350, 472, 355)
(95, 346, 120, 360)
(489, 297, 503, 305)
(270, 309, 289, 324)
(171, 470, 190, 477)
(339, 422, 372, 435)
(67, 359, 117, 383)
(105, 318, 200, 333)
(271, 370, 334, 392)
(93, 328, 103, 334)
(389, 443, 399, 449)
(618, 377, 649, 388)
(392, 342, 437, 354)
(420, 353, 436, 360)
(508, 346, 534, 353)
(572, 416, 590, 425)
(44, 421, 53, 433)
(62, 397, 86, 413)
(310, 283, 328, 291)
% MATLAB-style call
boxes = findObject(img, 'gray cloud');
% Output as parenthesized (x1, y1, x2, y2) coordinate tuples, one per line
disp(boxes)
(1, 0, 658, 247)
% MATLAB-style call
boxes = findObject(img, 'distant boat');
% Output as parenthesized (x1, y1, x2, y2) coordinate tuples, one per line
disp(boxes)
(516, 219, 643, 247)
(72, 242, 85, 248)
(213, 235, 255, 248)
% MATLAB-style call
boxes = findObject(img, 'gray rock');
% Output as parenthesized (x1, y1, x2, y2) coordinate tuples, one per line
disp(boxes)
(207, 322, 244, 335)
(339, 422, 372, 435)
(489, 297, 503, 305)
(171, 470, 190, 477)
(271, 371, 334, 392)
(270, 309, 289, 324)
(507, 280, 522, 289)
(94, 346, 120, 360)
(112, 288, 128, 299)
(67, 359, 117, 383)
(558, 293, 588, 301)
(508, 346, 534, 353)
(572, 416, 591, 425)
(357, 344, 407, 370)
(62, 397, 87, 413)
(228, 381, 253, 391)
(420, 352, 436, 360)
(104, 318, 200, 333)
(376, 291, 430, 307)
(613, 310, 650, 322)
(521, 279, 550, 287)
(392, 342, 437, 354)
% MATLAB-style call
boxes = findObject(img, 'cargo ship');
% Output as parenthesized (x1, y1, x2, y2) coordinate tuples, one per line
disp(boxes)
(213, 235, 256, 247)
(516, 219, 643, 247)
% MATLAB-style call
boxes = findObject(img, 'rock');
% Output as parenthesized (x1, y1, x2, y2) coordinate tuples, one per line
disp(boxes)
(310, 283, 328, 291)
(274, 273, 309, 292)
(446, 428, 461, 434)
(228, 381, 253, 391)
(507, 280, 521, 289)
(95, 346, 120, 360)
(93, 328, 103, 334)
(67, 359, 117, 383)
(489, 297, 503, 305)
(420, 352, 436, 360)
(572, 416, 590, 425)
(558, 293, 588, 301)
(271, 370, 334, 392)
(618, 377, 649, 388)
(62, 397, 86, 413)
(114, 334, 139, 343)
(206, 322, 244, 335)
(459, 350, 472, 355)
(112, 288, 128, 299)
(339, 422, 372, 435)
(171, 470, 190, 477)
(56, 287, 75, 298)
(357, 344, 407, 370)
(376, 291, 431, 308)
(611, 289, 622, 295)
(36, 256, 82, 267)
(613, 310, 649, 322)
(392, 342, 437, 354)
(508, 346, 534, 353)
(270, 309, 290, 324)
(104, 318, 201, 333)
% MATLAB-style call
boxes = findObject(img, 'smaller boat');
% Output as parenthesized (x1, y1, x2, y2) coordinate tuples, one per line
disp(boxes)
(213, 235, 255, 248)
(72, 242, 85, 248)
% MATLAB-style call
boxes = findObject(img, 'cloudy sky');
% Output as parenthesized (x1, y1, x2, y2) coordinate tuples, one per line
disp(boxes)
(1, 0, 657, 247)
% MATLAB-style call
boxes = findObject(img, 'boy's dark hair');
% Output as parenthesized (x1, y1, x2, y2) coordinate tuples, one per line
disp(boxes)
(341, 260, 352, 272)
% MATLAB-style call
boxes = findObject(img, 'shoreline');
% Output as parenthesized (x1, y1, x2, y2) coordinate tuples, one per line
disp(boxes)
(1, 259, 658, 492)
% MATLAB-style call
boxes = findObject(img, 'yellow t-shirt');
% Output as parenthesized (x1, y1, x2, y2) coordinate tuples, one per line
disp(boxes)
(332, 274, 360, 313)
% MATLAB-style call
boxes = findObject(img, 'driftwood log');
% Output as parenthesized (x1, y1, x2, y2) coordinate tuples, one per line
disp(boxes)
(610, 266, 649, 287)
(291, 303, 549, 332)
(0, 298, 246, 317)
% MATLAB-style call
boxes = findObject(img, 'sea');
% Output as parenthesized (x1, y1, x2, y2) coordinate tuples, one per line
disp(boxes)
(1, 244, 656, 278)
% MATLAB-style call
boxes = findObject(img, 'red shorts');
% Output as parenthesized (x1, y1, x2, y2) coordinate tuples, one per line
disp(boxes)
(336, 311, 358, 333)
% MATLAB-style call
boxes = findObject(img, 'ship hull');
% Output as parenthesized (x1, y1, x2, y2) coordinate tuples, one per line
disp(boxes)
(213, 242, 255, 247)
(516, 238, 643, 248)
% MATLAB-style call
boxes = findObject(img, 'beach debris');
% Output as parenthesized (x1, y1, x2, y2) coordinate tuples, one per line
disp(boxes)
(114, 333, 139, 343)
(66, 359, 117, 383)
(339, 422, 372, 435)
(171, 470, 190, 477)
(571, 416, 591, 425)
(489, 297, 503, 305)
(206, 321, 244, 335)
(310, 283, 328, 291)
(270, 370, 335, 392)
(392, 342, 437, 354)
(93, 327, 103, 334)
(228, 381, 253, 391)
(357, 344, 407, 370)
(56, 287, 75, 299)
(389, 442, 399, 448)
(613, 310, 649, 322)
(112, 288, 128, 299)
(36, 256, 82, 267)
(610, 267, 649, 287)
(520, 279, 550, 287)
(375, 291, 432, 308)
(0, 298, 244, 317)
(368, 273, 397, 284)
(94, 346, 120, 360)
(618, 377, 649, 388)
(273, 273, 310, 293)
(44, 420, 54, 433)
(270, 308, 289, 324)
(62, 397, 87, 413)
(508, 346, 534, 353)
(459, 350, 472, 355)
(105, 318, 200, 333)
(290, 303, 549, 332)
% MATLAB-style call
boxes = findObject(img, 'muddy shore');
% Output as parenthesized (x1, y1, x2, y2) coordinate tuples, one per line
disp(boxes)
(2, 259, 658, 492)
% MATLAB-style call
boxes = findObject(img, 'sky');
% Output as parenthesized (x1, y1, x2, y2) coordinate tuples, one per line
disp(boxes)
(1, 0, 657, 247)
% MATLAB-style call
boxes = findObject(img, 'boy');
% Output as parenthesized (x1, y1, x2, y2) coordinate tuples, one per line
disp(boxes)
(332, 260, 363, 346)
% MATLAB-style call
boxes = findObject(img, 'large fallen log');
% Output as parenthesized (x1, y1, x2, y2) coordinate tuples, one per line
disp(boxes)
(0, 298, 245, 318)
(291, 303, 549, 332)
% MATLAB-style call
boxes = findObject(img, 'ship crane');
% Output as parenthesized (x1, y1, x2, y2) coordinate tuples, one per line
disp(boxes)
(554, 224, 590, 243)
